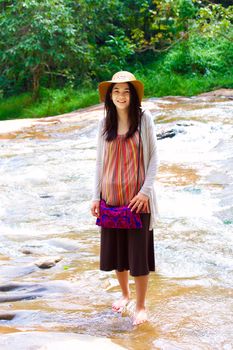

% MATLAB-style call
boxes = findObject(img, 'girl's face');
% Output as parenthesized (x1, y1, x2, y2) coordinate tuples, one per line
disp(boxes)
(111, 83, 130, 111)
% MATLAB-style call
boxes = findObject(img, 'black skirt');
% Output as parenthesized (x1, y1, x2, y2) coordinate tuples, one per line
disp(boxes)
(100, 213, 155, 277)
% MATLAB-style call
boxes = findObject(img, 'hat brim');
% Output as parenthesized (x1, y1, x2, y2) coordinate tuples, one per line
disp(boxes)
(98, 80, 144, 103)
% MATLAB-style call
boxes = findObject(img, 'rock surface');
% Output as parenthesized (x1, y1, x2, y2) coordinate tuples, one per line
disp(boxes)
(0, 89, 232, 137)
(0, 332, 126, 350)
(35, 256, 62, 269)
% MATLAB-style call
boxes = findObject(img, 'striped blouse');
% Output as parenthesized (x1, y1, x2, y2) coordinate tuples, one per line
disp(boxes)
(101, 130, 147, 209)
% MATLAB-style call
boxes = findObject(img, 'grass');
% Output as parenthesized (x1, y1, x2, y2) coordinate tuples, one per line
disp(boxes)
(0, 87, 99, 121)
(25, 87, 100, 119)
(0, 93, 33, 121)
(141, 69, 233, 98)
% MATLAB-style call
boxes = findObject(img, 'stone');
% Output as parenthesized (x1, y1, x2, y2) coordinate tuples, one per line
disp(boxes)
(0, 332, 127, 350)
(35, 256, 62, 269)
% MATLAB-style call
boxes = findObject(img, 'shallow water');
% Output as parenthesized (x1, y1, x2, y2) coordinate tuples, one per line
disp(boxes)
(0, 92, 233, 349)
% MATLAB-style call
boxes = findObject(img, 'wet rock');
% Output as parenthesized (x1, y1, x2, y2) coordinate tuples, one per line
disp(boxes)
(0, 282, 46, 293)
(0, 281, 75, 303)
(157, 129, 177, 140)
(198, 89, 233, 98)
(0, 313, 16, 320)
(0, 294, 40, 303)
(35, 256, 62, 269)
(1, 265, 37, 279)
(0, 331, 127, 350)
(21, 249, 33, 255)
(176, 122, 193, 127)
(0, 283, 23, 292)
(156, 122, 190, 140)
(49, 213, 62, 217)
(39, 194, 53, 198)
(0, 282, 48, 303)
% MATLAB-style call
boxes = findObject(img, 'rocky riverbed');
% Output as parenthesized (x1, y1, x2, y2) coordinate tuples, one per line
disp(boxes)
(0, 89, 233, 349)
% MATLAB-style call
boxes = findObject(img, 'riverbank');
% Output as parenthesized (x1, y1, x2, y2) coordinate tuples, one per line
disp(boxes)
(1, 69, 232, 122)
(0, 88, 232, 138)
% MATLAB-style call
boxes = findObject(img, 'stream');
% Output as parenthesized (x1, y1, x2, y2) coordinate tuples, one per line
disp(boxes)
(0, 89, 233, 350)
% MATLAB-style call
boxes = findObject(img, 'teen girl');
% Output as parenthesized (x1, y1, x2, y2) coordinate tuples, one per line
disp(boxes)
(91, 71, 158, 325)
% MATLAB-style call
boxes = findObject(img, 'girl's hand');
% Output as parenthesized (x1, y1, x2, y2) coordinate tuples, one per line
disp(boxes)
(91, 200, 100, 217)
(128, 193, 149, 213)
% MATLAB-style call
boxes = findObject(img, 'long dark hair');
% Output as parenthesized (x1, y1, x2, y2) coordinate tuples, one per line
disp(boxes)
(103, 82, 142, 141)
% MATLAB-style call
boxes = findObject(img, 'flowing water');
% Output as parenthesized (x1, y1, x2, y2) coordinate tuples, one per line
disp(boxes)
(0, 90, 233, 350)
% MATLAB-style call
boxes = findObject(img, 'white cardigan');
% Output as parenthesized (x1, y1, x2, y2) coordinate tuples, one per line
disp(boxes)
(92, 109, 159, 230)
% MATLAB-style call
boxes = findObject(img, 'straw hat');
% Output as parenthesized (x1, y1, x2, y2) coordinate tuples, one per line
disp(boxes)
(98, 71, 144, 102)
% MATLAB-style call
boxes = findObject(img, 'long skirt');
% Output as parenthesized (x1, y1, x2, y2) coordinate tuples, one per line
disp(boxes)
(100, 213, 155, 277)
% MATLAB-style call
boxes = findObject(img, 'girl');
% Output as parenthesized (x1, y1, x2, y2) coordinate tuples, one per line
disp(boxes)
(91, 71, 159, 325)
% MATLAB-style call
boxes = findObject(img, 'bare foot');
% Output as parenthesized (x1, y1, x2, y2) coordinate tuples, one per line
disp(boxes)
(132, 308, 148, 325)
(112, 296, 130, 313)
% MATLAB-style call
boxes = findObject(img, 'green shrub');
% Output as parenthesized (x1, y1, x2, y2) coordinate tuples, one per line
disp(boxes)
(0, 87, 99, 120)
(161, 34, 233, 75)
(0, 93, 32, 120)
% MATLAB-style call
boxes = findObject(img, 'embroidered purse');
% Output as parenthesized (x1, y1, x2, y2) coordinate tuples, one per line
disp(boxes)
(96, 200, 142, 229)
(96, 116, 142, 230)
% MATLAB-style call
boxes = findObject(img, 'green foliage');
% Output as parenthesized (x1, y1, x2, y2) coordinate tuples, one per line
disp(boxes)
(179, 0, 196, 19)
(74, 0, 133, 82)
(142, 68, 233, 98)
(0, 0, 232, 108)
(23, 87, 99, 118)
(0, 86, 99, 120)
(196, 2, 233, 41)
(0, 93, 32, 120)
(94, 35, 135, 80)
(130, 0, 198, 52)
(0, 0, 85, 98)
(161, 34, 233, 75)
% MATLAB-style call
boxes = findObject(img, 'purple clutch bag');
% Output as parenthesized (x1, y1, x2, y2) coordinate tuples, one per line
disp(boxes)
(96, 199, 142, 229)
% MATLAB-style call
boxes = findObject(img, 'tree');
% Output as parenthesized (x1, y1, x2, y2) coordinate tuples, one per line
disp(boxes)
(196, 1, 233, 42)
(73, 0, 134, 81)
(120, 0, 198, 53)
(0, 0, 232, 97)
(0, 0, 84, 99)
